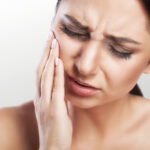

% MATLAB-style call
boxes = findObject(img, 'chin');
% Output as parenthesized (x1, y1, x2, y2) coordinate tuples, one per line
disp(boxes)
(65, 93, 109, 109)
(68, 99, 96, 109)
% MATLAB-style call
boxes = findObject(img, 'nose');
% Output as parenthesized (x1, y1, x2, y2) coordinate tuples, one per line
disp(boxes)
(75, 40, 100, 77)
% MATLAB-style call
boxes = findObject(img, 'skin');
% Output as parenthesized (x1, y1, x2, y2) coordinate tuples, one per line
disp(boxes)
(0, 0, 150, 150)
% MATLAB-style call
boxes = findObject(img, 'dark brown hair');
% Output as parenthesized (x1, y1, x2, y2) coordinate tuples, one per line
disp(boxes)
(55, 0, 150, 97)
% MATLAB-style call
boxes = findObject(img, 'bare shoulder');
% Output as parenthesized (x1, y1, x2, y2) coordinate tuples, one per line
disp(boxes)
(0, 100, 39, 150)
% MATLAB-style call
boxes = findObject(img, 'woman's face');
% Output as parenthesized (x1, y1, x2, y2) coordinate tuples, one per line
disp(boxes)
(51, 0, 150, 108)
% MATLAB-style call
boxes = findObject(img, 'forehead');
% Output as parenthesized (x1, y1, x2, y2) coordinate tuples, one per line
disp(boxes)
(59, 0, 149, 42)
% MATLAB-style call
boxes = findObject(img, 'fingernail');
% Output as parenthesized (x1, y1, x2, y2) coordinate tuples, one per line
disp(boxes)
(55, 57, 59, 66)
(51, 39, 57, 49)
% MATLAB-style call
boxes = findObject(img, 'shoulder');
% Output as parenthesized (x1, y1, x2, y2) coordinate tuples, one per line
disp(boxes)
(0, 100, 39, 150)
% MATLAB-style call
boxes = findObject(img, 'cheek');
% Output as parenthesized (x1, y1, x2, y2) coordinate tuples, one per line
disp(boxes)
(56, 35, 80, 61)
(102, 56, 144, 94)
(53, 26, 79, 54)
(52, 26, 81, 68)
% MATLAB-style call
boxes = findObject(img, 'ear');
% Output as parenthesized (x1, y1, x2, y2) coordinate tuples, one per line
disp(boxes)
(143, 61, 150, 74)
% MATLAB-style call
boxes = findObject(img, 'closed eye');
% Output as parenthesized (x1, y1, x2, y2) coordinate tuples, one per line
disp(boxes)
(59, 25, 90, 41)
(107, 44, 132, 60)
(59, 24, 133, 60)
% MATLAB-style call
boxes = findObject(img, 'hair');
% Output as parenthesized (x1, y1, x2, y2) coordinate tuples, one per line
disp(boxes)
(56, 0, 61, 12)
(142, 0, 150, 18)
(55, 0, 150, 97)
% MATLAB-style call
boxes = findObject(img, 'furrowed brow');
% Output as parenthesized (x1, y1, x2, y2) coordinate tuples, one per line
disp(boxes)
(107, 35, 141, 45)
(63, 14, 143, 44)
(64, 14, 90, 32)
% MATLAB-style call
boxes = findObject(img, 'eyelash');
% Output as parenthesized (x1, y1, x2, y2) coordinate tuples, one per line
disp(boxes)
(59, 26, 132, 60)
(59, 25, 89, 40)
(108, 45, 132, 60)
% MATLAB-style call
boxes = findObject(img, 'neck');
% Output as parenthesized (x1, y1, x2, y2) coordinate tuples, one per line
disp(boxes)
(72, 94, 132, 138)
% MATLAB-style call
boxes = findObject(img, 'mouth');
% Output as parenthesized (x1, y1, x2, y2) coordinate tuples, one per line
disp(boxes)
(66, 74, 101, 96)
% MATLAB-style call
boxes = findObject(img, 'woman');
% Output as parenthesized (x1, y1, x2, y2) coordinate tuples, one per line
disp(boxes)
(0, 0, 150, 150)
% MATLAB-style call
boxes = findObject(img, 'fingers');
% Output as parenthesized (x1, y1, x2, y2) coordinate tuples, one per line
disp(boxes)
(51, 57, 68, 118)
(35, 30, 69, 119)
(41, 39, 59, 107)
(36, 31, 54, 97)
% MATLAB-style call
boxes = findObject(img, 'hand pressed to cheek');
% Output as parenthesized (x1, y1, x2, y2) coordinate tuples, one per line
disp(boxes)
(34, 32, 73, 150)
(40, 38, 59, 107)
(36, 31, 54, 97)
(52, 57, 68, 116)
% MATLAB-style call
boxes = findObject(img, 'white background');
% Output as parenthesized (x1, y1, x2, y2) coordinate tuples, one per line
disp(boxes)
(0, 0, 149, 108)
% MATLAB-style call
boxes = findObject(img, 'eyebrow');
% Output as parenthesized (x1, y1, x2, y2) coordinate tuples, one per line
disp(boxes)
(64, 14, 141, 45)
(106, 35, 141, 45)
(64, 14, 90, 32)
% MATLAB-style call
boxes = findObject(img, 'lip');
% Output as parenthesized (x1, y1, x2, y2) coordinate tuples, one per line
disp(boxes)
(68, 75, 100, 89)
(66, 74, 101, 96)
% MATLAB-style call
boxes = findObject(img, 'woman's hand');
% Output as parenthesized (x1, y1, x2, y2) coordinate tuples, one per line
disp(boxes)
(34, 31, 73, 150)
